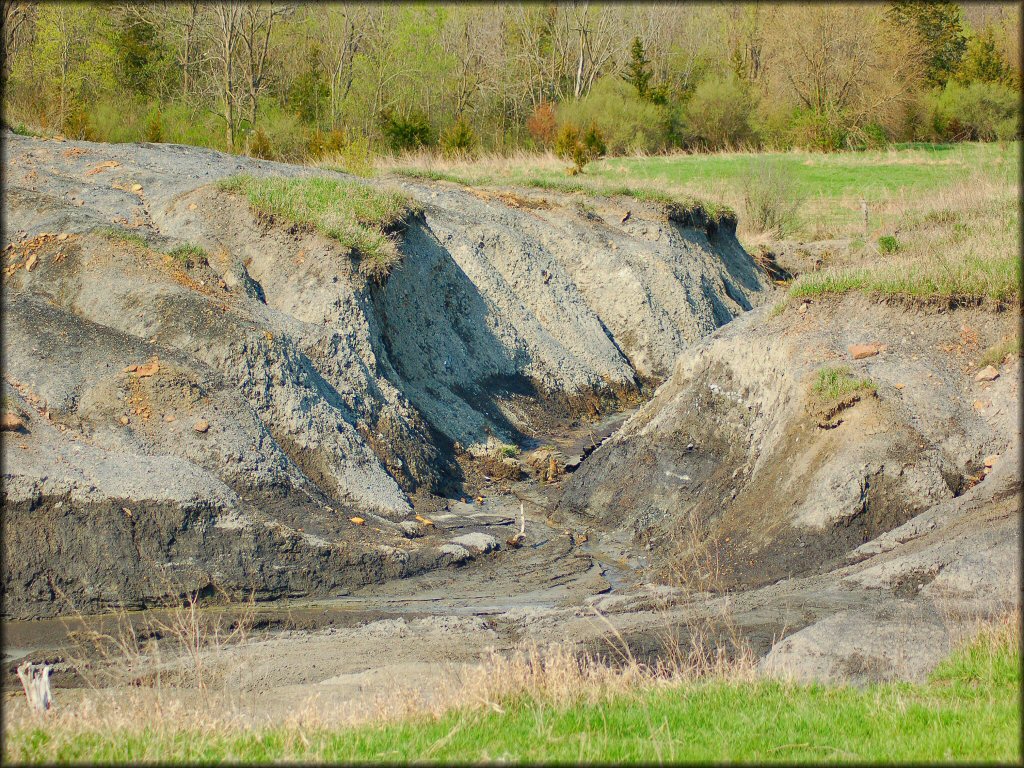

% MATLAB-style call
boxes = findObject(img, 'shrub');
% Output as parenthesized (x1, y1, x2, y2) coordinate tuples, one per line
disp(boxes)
(554, 122, 606, 174)
(62, 101, 94, 141)
(741, 159, 803, 237)
(314, 132, 376, 178)
(877, 235, 900, 254)
(306, 129, 349, 160)
(246, 127, 275, 160)
(929, 81, 1020, 141)
(683, 73, 757, 150)
(526, 100, 558, 148)
(378, 109, 434, 153)
(144, 106, 163, 143)
(440, 117, 477, 157)
(557, 75, 669, 154)
(788, 109, 848, 151)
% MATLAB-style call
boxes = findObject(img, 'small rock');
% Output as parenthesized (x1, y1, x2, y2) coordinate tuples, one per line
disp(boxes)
(124, 364, 138, 373)
(450, 532, 499, 554)
(0, 412, 26, 431)
(894, 383, 905, 390)
(973, 400, 987, 410)
(188, 203, 198, 211)
(984, 454, 999, 468)
(25, 253, 37, 272)
(193, 419, 209, 433)
(163, 414, 176, 423)
(119, 415, 130, 426)
(798, 302, 808, 315)
(975, 365, 1000, 382)
(131, 183, 143, 193)
(350, 517, 365, 526)
(849, 343, 883, 360)
(58, 233, 69, 241)
(135, 360, 159, 377)
(398, 521, 422, 538)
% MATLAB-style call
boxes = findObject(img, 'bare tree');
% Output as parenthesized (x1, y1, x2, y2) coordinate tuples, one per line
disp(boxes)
(2, 0, 35, 81)
(238, 1, 280, 128)
(209, 1, 243, 149)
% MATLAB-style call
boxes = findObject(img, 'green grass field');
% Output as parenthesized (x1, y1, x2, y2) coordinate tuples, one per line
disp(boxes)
(5, 616, 1018, 764)
(385, 141, 1020, 305)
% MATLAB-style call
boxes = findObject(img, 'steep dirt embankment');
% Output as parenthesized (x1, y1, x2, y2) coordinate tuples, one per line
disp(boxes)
(555, 294, 1019, 678)
(1, 133, 766, 618)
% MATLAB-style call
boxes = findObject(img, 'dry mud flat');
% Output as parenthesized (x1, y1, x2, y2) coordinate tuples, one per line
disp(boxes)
(2, 132, 1020, 717)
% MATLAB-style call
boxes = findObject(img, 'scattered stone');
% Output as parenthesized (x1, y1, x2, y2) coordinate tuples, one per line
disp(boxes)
(798, 302, 808, 315)
(119, 416, 130, 426)
(849, 343, 883, 360)
(415, 514, 435, 527)
(350, 517, 365, 525)
(984, 454, 999, 468)
(25, 254, 37, 272)
(398, 520, 422, 538)
(193, 419, 209, 433)
(975, 365, 1000, 382)
(894, 383, 905, 390)
(58, 233, 69, 241)
(163, 414, 176, 423)
(1, 413, 26, 431)
(506, 532, 526, 548)
(131, 183, 143, 193)
(188, 203, 198, 211)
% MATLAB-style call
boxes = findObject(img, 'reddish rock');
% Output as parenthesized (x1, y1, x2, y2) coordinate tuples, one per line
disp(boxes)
(1, 412, 26, 431)
(849, 343, 883, 360)
(193, 419, 209, 433)
(975, 365, 1000, 382)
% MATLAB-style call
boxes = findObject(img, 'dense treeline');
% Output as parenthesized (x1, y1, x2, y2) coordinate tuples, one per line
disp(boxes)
(1, 2, 1019, 162)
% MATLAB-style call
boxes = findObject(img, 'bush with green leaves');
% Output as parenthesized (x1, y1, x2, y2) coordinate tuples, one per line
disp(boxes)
(929, 80, 1019, 141)
(440, 117, 477, 157)
(557, 76, 669, 155)
(378, 109, 434, 153)
(554, 122, 607, 174)
(877, 235, 900, 254)
(683, 73, 757, 150)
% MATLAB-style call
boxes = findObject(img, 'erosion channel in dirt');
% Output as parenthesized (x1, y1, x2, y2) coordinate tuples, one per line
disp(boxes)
(2, 132, 1019, 718)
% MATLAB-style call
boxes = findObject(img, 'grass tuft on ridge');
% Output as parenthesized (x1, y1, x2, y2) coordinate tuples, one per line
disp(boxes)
(219, 174, 412, 280)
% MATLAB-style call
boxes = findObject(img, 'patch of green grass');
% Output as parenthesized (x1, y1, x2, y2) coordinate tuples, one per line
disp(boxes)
(5, 618, 1019, 763)
(95, 226, 149, 248)
(498, 443, 520, 458)
(978, 335, 1021, 368)
(165, 243, 208, 269)
(812, 365, 876, 403)
(768, 300, 788, 319)
(219, 174, 413, 280)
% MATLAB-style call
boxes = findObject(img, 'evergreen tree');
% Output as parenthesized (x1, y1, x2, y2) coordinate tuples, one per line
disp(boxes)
(624, 36, 651, 100)
(887, 1, 966, 88)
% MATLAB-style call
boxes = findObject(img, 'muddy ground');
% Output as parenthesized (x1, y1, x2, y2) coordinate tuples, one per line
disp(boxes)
(2, 132, 1020, 721)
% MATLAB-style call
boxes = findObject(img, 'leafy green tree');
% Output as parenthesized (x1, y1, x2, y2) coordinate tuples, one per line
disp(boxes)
(113, 15, 169, 97)
(887, 1, 965, 88)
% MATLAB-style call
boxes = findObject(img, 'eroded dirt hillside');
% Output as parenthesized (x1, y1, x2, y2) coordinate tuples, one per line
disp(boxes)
(1, 132, 766, 617)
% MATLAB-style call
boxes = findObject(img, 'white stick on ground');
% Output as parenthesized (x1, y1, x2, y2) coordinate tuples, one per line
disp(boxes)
(17, 662, 52, 714)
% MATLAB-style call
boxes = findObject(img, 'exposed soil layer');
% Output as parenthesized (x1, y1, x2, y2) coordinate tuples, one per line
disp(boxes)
(1, 132, 766, 618)
(1, 134, 1019, 711)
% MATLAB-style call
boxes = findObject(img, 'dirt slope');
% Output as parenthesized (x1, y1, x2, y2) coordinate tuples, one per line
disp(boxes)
(1, 132, 766, 618)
